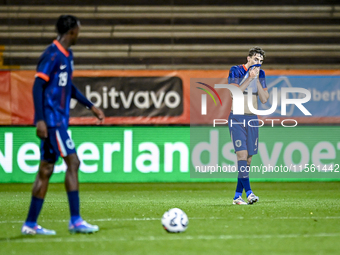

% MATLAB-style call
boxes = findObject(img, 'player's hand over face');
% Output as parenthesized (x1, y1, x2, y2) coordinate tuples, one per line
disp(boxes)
(249, 67, 260, 79)
(36, 120, 48, 139)
(91, 106, 105, 124)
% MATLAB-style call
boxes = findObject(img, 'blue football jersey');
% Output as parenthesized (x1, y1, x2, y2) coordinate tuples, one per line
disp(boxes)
(228, 65, 267, 94)
(35, 40, 74, 128)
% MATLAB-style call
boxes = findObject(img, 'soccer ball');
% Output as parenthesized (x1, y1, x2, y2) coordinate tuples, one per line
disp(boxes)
(161, 208, 189, 233)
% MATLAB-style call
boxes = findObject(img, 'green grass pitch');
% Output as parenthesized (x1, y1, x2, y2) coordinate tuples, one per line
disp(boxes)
(0, 182, 339, 255)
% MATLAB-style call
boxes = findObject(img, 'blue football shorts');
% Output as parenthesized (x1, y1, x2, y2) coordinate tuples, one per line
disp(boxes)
(40, 126, 76, 163)
(228, 111, 259, 156)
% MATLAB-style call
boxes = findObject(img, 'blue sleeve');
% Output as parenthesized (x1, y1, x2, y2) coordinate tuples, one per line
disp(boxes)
(32, 77, 47, 122)
(71, 83, 93, 109)
(259, 70, 267, 89)
(36, 51, 58, 79)
(228, 66, 240, 85)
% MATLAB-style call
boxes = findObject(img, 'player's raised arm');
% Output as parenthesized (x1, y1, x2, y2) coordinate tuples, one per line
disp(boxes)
(228, 65, 254, 92)
(257, 70, 269, 104)
(239, 69, 256, 92)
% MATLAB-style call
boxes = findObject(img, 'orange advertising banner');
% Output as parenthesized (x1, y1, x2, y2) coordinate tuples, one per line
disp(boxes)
(4, 69, 340, 125)
(0, 71, 11, 125)
(10, 71, 35, 125)
(8, 70, 230, 125)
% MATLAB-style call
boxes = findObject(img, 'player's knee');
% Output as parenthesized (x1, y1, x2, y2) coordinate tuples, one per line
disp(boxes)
(236, 151, 248, 161)
(39, 164, 54, 179)
(64, 153, 80, 172)
(69, 157, 80, 172)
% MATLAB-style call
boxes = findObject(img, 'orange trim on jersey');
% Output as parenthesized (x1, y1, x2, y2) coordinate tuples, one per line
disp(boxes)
(53, 40, 69, 57)
(56, 134, 65, 157)
(35, 72, 50, 82)
(242, 65, 248, 71)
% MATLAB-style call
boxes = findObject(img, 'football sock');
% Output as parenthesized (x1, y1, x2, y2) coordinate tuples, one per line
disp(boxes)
(25, 196, 44, 227)
(238, 161, 252, 196)
(71, 216, 82, 224)
(234, 179, 243, 200)
(67, 191, 81, 224)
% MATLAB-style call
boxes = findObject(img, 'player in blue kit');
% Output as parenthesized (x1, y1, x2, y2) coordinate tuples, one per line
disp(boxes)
(21, 15, 105, 235)
(228, 47, 269, 205)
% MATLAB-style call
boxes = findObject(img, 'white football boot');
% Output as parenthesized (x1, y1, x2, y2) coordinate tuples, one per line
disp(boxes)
(233, 196, 248, 205)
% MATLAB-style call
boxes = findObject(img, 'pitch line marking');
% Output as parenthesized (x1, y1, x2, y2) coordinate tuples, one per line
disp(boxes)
(1, 232, 340, 243)
(1, 216, 340, 224)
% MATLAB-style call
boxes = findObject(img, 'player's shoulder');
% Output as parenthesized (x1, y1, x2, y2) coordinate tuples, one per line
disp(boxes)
(229, 65, 243, 72)
(230, 65, 242, 70)
(45, 42, 59, 53)
(259, 69, 266, 76)
(40, 43, 59, 59)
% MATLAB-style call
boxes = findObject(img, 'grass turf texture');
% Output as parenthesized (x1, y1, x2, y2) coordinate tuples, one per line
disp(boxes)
(0, 182, 339, 255)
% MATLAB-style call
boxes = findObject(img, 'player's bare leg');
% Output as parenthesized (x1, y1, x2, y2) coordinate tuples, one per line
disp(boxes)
(32, 161, 55, 198)
(247, 155, 252, 166)
(64, 153, 99, 233)
(236, 150, 248, 162)
(22, 161, 56, 235)
(64, 153, 80, 192)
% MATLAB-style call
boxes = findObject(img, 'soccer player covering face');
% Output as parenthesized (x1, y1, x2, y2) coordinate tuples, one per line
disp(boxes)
(228, 47, 269, 205)
(21, 15, 105, 235)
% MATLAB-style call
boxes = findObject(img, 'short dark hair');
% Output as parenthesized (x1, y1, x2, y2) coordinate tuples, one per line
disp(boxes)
(56, 15, 79, 35)
(248, 46, 266, 58)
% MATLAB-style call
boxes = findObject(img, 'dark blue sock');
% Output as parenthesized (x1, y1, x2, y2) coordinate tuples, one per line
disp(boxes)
(238, 161, 252, 196)
(67, 191, 81, 224)
(25, 196, 44, 227)
(234, 178, 243, 199)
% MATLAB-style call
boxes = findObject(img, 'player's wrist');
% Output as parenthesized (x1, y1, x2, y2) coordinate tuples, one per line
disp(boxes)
(36, 119, 46, 125)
